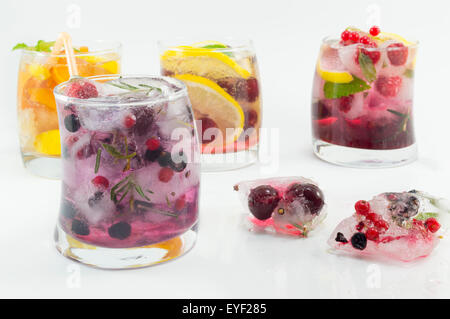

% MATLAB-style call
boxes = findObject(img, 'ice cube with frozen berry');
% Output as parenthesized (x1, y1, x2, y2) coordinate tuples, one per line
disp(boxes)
(328, 190, 448, 262)
(234, 177, 327, 237)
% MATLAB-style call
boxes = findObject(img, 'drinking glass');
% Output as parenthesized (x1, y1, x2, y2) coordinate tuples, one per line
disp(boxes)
(17, 41, 122, 178)
(312, 36, 418, 167)
(159, 39, 262, 171)
(54, 75, 200, 269)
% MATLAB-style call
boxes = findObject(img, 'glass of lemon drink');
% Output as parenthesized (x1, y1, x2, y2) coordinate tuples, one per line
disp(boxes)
(14, 40, 121, 178)
(159, 40, 262, 171)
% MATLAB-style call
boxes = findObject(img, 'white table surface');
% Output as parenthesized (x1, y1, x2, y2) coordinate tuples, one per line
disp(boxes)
(1, 0, 450, 299)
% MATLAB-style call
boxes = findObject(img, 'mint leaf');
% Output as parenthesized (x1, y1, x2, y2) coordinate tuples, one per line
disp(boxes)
(12, 43, 30, 51)
(404, 69, 414, 78)
(324, 76, 371, 99)
(12, 40, 55, 52)
(415, 212, 438, 221)
(359, 52, 376, 83)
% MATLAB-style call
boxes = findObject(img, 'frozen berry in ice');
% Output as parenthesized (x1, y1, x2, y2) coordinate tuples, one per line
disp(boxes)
(169, 152, 188, 172)
(367, 212, 380, 223)
(245, 109, 258, 128)
(355, 200, 370, 216)
(198, 117, 218, 144)
(284, 183, 324, 215)
(313, 101, 332, 120)
(175, 196, 186, 211)
(375, 76, 402, 97)
(108, 221, 131, 240)
(356, 221, 365, 231)
(351, 232, 367, 250)
(88, 191, 104, 208)
(124, 114, 136, 128)
(76, 144, 94, 159)
(157, 151, 172, 167)
(248, 185, 281, 220)
(425, 218, 440, 233)
(387, 43, 408, 66)
(158, 167, 174, 183)
(243, 78, 259, 102)
(91, 176, 109, 189)
(60, 200, 76, 219)
(338, 95, 354, 113)
(146, 137, 161, 151)
(145, 148, 162, 162)
(375, 219, 389, 231)
(366, 228, 379, 241)
(132, 108, 154, 136)
(369, 26, 380, 36)
(64, 114, 81, 133)
(357, 42, 381, 65)
(335, 232, 348, 243)
(66, 81, 98, 99)
(71, 219, 90, 236)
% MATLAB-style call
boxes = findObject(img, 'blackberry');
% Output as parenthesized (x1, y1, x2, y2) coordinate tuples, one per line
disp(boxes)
(108, 222, 131, 240)
(71, 219, 90, 236)
(335, 232, 348, 243)
(351, 232, 367, 250)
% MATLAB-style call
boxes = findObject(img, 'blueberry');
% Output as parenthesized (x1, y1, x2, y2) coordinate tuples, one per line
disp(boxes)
(157, 151, 172, 167)
(248, 185, 281, 220)
(108, 222, 131, 240)
(145, 148, 162, 162)
(71, 219, 90, 236)
(335, 232, 348, 243)
(60, 200, 77, 219)
(88, 191, 104, 208)
(284, 183, 324, 215)
(64, 114, 81, 133)
(351, 232, 367, 250)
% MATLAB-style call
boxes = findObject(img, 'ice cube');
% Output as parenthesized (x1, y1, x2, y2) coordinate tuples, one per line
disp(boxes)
(328, 190, 447, 262)
(234, 177, 326, 237)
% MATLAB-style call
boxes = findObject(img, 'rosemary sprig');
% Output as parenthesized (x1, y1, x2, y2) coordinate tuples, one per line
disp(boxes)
(102, 143, 136, 160)
(94, 148, 102, 173)
(138, 84, 162, 93)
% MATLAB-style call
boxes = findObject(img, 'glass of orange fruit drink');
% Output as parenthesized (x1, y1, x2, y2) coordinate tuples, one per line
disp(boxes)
(14, 40, 122, 178)
(159, 40, 261, 171)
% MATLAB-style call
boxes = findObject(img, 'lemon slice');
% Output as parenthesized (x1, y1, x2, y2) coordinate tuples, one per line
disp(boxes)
(34, 129, 61, 156)
(161, 46, 250, 80)
(175, 74, 244, 145)
(375, 32, 414, 46)
(317, 48, 353, 83)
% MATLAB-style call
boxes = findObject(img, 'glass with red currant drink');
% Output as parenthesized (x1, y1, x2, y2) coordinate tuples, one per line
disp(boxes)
(159, 40, 261, 171)
(312, 26, 418, 167)
(53, 75, 200, 269)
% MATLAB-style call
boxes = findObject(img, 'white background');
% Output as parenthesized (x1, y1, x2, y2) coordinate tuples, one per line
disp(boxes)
(1, 0, 450, 298)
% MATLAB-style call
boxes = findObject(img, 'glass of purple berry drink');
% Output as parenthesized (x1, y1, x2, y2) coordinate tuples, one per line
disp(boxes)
(53, 75, 200, 269)
(312, 26, 418, 167)
(159, 39, 262, 171)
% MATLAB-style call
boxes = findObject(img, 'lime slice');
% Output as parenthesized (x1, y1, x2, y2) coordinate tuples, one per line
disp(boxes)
(175, 74, 244, 145)
(161, 46, 250, 80)
(34, 129, 61, 156)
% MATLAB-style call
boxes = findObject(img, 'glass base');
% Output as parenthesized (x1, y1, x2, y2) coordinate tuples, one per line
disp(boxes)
(54, 223, 198, 269)
(313, 139, 418, 168)
(22, 153, 61, 179)
(201, 149, 258, 172)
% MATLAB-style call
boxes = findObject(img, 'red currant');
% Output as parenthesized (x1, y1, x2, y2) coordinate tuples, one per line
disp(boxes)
(158, 167, 174, 183)
(375, 219, 389, 231)
(146, 137, 161, 151)
(360, 36, 370, 45)
(425, 218, 441, 233)
(355, 200, 370, 216)
(356, 221, 365, 231)
(91, 176, 109, 189)
(124, 114, 136, 128)
(366, 228, 380, 241)
(349, 32, 360, 42)
(341, 30, 351, 41)
(369, 26, 381, 37)
(367, 212, 380, 223)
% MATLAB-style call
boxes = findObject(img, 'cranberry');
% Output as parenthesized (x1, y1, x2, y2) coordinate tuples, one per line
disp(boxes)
(91, 176, 109, 189)
(366, 228, 380, 241)
(338, 95, 354, 113)
(198, 117, 218, 144)
(341, 30, 351, 41)
(387, 43, 408, 66)
(284, 183, 324, 215)
(124, 114, 136, 128)
(158, 167, 174, 183)
(66, 81, 98, 99)
(248, 185, 281, 220)
(175, 196, 186, 211)
(369, 26, 381, 37)
(355, 200, 370, 216)
(349, 32, 360, 42)
(375, 76, 402, 97)
(425, 218, 440, 233)
(146, 137, 161, 151)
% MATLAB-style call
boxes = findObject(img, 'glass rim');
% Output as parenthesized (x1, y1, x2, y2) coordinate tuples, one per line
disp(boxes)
(321, 36, 419, 50)
(157, 38, 255, 53)
(53, 74, 189, 107)
(19, 40, 122, 58)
